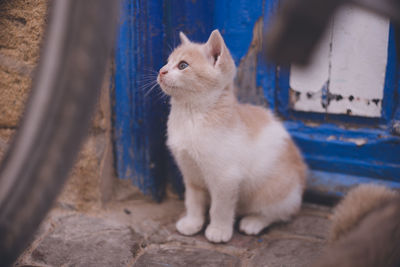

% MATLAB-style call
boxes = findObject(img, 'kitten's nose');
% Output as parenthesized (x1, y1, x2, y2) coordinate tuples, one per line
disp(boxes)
(159, 70, 168, 75)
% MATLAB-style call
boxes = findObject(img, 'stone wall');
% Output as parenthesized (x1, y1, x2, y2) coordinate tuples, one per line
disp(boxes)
(0, 0, 45, 127)
(0, 0, 117, 212)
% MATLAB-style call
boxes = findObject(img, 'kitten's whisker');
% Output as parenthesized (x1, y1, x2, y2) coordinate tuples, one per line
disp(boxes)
(138, 85, 158, 94)
(166, 42, 174, 53)
(137, 77, 156, 81)
(138, 74, 158, 79)
(173, 32, 177, 48)
(137, 78, 157, 84)
(139, 73, 158, 77)
(137, 77, 157, 83)
(144, 83, 160, 97)
(141, 68, 159, 75)
(153, 90, 169, 103)
(138, 78, 157, 85)
(137, 81, 158, 92)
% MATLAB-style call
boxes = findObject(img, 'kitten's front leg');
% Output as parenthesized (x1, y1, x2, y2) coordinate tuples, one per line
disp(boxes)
(176, 183, 207, 235)
(205, 181, 238, 243)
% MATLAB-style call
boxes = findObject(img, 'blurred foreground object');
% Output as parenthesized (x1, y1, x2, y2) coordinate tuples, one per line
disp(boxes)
(312, 184, 400, 267)
(0, 0, 118, 265)
(265, 0, 400, 65)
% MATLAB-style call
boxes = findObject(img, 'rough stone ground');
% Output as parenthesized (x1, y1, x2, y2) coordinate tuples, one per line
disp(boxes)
(16, 189, 332, 267)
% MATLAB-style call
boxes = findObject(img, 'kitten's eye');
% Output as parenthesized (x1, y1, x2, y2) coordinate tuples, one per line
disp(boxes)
(178, 61, 189, 70)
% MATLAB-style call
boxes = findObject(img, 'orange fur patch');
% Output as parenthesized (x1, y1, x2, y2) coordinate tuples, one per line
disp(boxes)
(284, 141, 308, 188)
(237, 104, 271, 140)
(250, 140, 307, 206)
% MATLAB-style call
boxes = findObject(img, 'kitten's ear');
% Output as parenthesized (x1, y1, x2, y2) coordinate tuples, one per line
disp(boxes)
(179, 32, 190, 44)
(205, 30, 228, 67)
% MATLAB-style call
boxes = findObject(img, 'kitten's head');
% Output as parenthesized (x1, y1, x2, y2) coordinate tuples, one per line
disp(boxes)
(157, 30, 236, 99)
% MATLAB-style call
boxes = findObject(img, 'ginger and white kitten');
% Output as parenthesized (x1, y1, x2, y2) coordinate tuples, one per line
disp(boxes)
(157, 30, 307, 243)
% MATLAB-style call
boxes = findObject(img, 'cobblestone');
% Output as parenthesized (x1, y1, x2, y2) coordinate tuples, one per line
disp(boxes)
(29, 215, 143, 267)
(251, 238, 325, 267)
(134, 246, 242, 267)
(271, 214, 331, 240)
(18, 196, 332, 267)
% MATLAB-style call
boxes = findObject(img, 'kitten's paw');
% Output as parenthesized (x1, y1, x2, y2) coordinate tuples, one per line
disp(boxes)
(239, 216, 268, 235)
(205, 225, 233, 243)
(176, 216, 204, 236)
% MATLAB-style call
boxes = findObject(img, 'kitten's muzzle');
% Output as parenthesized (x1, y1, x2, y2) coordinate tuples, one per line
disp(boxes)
(159, 70, 168, 76)
(157, 69, 167, 85)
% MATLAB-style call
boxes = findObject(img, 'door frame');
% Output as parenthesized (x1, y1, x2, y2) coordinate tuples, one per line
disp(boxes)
(113, 0, 400, 201)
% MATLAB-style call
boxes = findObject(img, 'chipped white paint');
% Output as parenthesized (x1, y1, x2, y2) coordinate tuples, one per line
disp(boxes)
(290, 5, 389, 118)
(327, 135, 367, 146)
(328, 6, 389, 117)
(289, 26, 332, 113)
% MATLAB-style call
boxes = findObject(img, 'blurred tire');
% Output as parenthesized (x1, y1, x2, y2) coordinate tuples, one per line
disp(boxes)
(0, 0, 119, 265)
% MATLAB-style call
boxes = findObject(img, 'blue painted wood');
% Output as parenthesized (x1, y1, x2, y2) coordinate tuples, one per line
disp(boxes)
(214, 0, 265, 65)
(163, 0, 215, 45)
(285, 121, 400, 181)
(281, 110, 383, 126)
(391, 26, 400, 129)
(382, 25, 399, 123)
(114, 0, 169, 201)
(114, 0, 135, 186)
(308, 170, 400, 199)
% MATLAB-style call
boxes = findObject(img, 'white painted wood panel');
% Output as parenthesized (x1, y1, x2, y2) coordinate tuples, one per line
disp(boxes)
(289, 5, 390, 118)
(328, 6, 389, 117)
(289, 27, 332, 113)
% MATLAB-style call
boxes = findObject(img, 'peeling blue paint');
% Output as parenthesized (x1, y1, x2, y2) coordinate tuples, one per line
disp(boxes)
(114, 0, 169, 201)
(285, 121, 400, 181)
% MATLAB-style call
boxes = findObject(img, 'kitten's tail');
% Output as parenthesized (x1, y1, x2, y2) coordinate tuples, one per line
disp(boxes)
(329, 183, 399, 242)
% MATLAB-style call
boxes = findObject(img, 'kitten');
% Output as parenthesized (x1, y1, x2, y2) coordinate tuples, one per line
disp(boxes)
(157, 30, 307, 243)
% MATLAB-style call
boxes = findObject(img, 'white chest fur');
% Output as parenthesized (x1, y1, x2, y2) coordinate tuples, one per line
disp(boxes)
(167, 106, 208, 157)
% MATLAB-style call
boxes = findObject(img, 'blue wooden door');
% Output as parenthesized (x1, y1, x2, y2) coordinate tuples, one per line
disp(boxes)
(113, 0, 400, 200)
